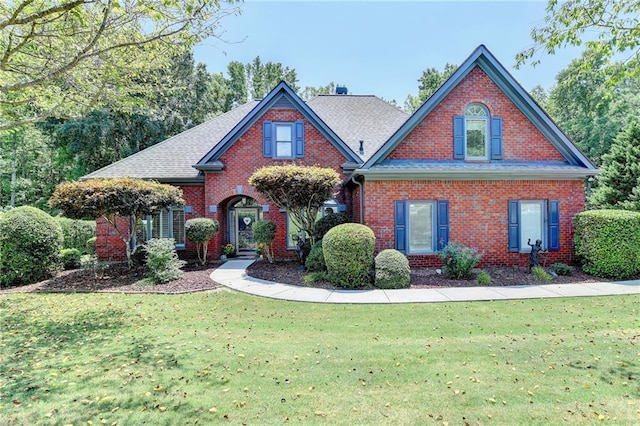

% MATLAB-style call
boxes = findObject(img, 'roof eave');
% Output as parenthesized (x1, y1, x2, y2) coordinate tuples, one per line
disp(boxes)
(355, 168, 602, 181)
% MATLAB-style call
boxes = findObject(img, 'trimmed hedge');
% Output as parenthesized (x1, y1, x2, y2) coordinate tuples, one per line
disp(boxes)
(56, 217, 96, 253)
(374, 249, 410, 289)
(61, 248, 82, 270)
(323, 223, 375, 288)
(305, 241, 325, 272)
(574, 209, 640, 279)
(0, 206, 64, 287)
(314, 212, 351, 241)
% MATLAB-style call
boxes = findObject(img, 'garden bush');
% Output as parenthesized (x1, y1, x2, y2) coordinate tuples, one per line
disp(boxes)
(314, 212, 351, 241)
(144, 238, 186, 284)
(0, 206, 64, 287)
(531, 266, 553, 282)
(574, 209, 640, 279)
(185, 218, 219, 265)
(438, 242, 482, 279)
(86, 236, 97, 255)
(477, 270, 492, 285)
(374, 249, 410, 289)
(305, 241, 326, 272)
(323, 223, 375, 288)
(55, 217, 96, 253)
(549, 263, 573, 276)
(61, 248, 82, 270)
(253, 220, 276, 263)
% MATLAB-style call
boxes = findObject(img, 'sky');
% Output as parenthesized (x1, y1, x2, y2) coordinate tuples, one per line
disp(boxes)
(193, 1, 582, 104)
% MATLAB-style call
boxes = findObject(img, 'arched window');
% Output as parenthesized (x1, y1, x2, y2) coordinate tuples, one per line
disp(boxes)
(463, 103, 489, 159)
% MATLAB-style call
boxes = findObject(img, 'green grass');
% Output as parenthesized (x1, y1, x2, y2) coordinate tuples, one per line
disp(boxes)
(1, 291, 639, 425)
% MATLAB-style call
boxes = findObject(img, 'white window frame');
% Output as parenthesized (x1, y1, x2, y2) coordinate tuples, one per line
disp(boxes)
(519, 200, 545, 252)
(274, 122, 294, 159)
(464, 103, 489, 160)
(146, 207, 186, 249)
(406, 201, 436, 255)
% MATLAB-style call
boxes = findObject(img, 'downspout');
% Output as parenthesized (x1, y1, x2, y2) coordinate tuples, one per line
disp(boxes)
(351, 174, 364, 224)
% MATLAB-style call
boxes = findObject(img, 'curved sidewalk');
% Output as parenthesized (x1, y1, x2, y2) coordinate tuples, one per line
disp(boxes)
(210, 259, 640, 304)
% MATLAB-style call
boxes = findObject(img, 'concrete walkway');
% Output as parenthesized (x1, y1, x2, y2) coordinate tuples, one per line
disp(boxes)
(210, 259, 640, 304)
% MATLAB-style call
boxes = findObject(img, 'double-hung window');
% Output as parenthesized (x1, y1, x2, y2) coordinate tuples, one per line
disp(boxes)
(395, 200, 449, 254)
(263, 120, 304, 159)
(147, 207, 186, 248)
(508, 200, 559, 252)
(453, 103, 502, 160)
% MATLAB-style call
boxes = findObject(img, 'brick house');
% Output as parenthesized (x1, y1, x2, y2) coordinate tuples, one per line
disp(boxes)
(84, 45, 599, 267)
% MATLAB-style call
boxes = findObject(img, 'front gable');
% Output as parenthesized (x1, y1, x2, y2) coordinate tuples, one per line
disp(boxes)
(359, 45, 599, 180)
(194, 81, 361, 172)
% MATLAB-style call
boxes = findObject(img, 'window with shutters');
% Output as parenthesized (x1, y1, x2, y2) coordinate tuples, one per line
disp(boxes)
(453, 103, 502, 160)
(263, 120, 304, 159)
(395, 200, 449, 255)
(275, 123, 293, 158)
(508, 200, 559, 252)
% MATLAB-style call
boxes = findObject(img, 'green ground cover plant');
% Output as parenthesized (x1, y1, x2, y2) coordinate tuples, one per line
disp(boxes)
(1, 292, 639, 425)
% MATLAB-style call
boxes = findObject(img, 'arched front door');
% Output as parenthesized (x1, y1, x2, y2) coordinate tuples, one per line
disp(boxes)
(228, 197, 262, 253)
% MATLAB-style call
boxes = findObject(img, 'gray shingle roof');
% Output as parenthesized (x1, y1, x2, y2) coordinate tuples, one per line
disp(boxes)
(307, 95, 409, 162)
(82, 101, 260, 181)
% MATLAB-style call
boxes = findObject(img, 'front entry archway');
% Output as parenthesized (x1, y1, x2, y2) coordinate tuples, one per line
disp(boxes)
(228, 196, 262, 253)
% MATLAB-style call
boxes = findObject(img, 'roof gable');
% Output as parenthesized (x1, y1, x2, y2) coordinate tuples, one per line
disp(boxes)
(361, 45, 598, 171)
(195, 81, 361, 168)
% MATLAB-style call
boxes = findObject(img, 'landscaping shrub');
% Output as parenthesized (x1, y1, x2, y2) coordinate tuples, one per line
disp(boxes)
(374, 249, 410, 289)
(144, 238, 186, 284)
(55, 217, 96, 253)
(253, 220, 276, 263)
(549, 263, 573, 276)
(574, 209, 640, 279)
(61, 248, 82, 270)
(477, 270, 492, 285)
(0, 206, 64, 287)
(531, 266, 553, 282)
(314, 212, 351, 241)
(86, 236, 97, 255)
(438, 242, 482, 279)
(305, 241, 326, 272)
(185, 218, 219, 265)
(323, 223, 375, 288)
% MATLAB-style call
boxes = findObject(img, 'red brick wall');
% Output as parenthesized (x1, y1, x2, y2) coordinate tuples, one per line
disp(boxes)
(364, 179, 585, 267)
(389, 66, 566, 161)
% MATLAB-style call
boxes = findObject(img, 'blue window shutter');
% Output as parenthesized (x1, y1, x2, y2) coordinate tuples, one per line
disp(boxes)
(337, 204, 347, 212)
(453, 115, 464, 159)
(184, 206, 193, 214)
(436, 200, 449, 250)
(294, 121, 304, 157)
(263, 121, 273, 157)
(508, 200, 520, 252)
(394, 201, 406, 253)
(548, 200, 560, 251)
(491, 116, 503, 160)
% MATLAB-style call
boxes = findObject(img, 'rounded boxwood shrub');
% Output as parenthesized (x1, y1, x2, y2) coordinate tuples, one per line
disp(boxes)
(0, 206, 64, 287)
(374, 249, 410, 289)
(61, 248, 82, 270)
(55, 217, 96, 253)
(574, 209, 640, 279)
(314, 212, 351, 241)
(185, 218, 219, 265)
(323, 223, 375, 288)
(305, 241, 325, 272)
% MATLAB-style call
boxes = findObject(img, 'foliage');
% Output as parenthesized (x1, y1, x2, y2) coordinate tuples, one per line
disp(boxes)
(302, 271, 327, 285)
(590, 121, 640, 209)
(0, 206, 63, 286)
(574, 209, 640, 278)
(531, 266, 553, 282)
(253, 220, 276, 263)
(249, 165, 340, 246)
(476, 270, 492, 285)
(223, 243, 236, 257)
(85, 237, 97, 256)
(55, 217, 96, 253)
(305, 241, 326, 272)
(438, 242, 482, 279)
(549, 263, 574, 276)
(185, 218, 219, 265)
(0, 0, 242, 132)
(323, 223, 375, 288)
(60, 248, 82, 270)
(143, 238, 186, 284)
(49, 178, 184, 265)
(404, 63, 457, 112)
(516, 0, 640, 86)
(373, 249, 411, 289)
(300, 81, 338, 101)
(313, 212, 351, 241)
(245, 56, 299, 99)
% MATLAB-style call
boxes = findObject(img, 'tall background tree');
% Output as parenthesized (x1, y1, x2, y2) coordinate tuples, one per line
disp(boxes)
(404, 63, 457, 112)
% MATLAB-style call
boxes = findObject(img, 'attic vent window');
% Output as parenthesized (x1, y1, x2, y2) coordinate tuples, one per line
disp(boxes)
(336, 86, 348, 95)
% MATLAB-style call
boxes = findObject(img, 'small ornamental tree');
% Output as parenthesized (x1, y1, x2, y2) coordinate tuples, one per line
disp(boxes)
(253, 220, 276, 263)
(185, 218, 219, 265)
(248, 165, 340, 245)
(49, 178, 184, 266)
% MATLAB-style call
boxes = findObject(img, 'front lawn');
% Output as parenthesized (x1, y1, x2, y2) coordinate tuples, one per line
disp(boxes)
(1, 292, 639, 424)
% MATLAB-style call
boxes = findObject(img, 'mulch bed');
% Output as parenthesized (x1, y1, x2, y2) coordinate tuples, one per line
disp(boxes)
(0, 259, 608, 295)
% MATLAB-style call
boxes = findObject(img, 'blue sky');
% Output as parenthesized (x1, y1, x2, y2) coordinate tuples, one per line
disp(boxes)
(194, 1, 581, 104)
